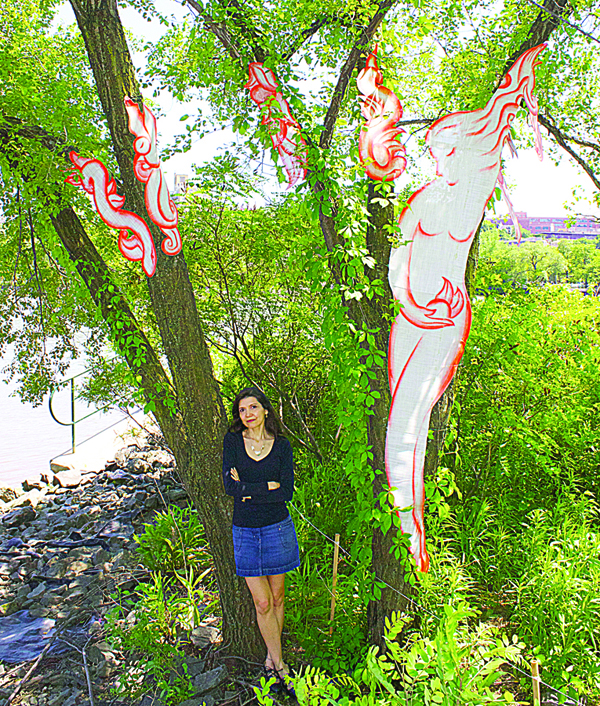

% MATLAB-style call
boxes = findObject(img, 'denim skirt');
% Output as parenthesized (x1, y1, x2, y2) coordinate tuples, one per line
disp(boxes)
(232, 514, 300, 577)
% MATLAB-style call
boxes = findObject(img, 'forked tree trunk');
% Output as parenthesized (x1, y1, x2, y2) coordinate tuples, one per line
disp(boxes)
(64, 0, 263, 658)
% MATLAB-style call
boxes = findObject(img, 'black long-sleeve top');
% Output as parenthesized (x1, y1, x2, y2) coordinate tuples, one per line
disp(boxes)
(222, 431, 294, 528)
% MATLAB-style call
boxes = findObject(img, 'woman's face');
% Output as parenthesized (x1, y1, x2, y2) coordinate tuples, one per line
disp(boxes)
(238, 396, 266, 431)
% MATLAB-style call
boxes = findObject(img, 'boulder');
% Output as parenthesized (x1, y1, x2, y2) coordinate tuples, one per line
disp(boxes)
(180, 697, 215, 706)
(26, 582, 46, 600)
(50, 461, 73, 474)
(0, 488, 18, 504)
(7, 488, 46, 510)
(190, 624, 220, 648)
(183, 658, 205, 678)
(21, 478, 43, 492)
(192, 665, 228, 695)
(126, 457, 151, 474)
(114, 445, 141, 466)
(2, 506, 36, 528)
(52, 470, 83, 489)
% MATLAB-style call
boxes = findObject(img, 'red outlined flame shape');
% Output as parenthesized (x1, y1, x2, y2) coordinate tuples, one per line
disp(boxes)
(66, 152, 157, 277)
(245, 63, 307, 188)
(357, 47, 407, 181)
(425, 278, 464, 321)
(124, 97, 182, 256)
(385, 44, 546, 573)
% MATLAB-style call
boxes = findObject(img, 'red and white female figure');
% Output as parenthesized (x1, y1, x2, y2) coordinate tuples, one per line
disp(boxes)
(386, 45, 546, 571)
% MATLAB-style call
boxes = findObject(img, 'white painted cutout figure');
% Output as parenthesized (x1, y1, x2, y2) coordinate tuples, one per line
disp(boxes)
(386, 45, 546, 571)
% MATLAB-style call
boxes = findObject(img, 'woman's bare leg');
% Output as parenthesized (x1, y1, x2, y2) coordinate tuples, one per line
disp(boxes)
(264, 574, 285, 670)
(245, 576, 285, 670)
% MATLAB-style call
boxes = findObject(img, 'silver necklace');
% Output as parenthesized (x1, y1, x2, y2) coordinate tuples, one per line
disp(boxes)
(248, 437, 265, 457)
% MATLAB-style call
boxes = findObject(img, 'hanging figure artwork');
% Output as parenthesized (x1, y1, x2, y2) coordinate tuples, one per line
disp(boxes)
(357, 47, 407, 181)
(66, 98, 181, 277)
(245, 63, 307, 187)
(66, 152, 158, 277)
(125, 97, 182, 256)
(385, 45, 546, 572)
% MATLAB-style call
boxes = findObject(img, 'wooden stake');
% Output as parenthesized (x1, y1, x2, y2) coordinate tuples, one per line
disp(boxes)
(531, 660, 541, 706)
(328, 533, 341, 635)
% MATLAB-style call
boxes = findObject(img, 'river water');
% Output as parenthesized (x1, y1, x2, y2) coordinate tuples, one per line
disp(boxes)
(0, 360, 130, 489)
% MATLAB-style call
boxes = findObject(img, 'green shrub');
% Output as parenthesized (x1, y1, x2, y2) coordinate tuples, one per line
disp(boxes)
(512, 493, 600, 696)
(135, 505, 210, 573)
(107, 572, 199, 705)
(293, 604, 523, 706)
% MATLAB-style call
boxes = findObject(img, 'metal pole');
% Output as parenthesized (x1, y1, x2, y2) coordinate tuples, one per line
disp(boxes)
(71, 378, 76, 454)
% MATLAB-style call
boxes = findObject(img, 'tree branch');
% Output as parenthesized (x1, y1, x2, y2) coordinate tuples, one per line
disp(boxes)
(320, 0, 397, 150)
(539, 113, 600, 192)
(502, 0, 571, 76)
(186, 0, 244, 64)
(0, 115, 75, 159)
(281, 16, 334, 61)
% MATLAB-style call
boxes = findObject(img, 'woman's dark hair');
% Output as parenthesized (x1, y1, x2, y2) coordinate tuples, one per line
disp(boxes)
(229, 386, 281, 437)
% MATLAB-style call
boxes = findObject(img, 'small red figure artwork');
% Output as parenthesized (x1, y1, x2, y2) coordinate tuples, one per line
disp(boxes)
(245, 63, 307, 187)
(386, 45, 546, 572)
(357, 47, 407, 181)
(66, 152, 158, 277)
(124, 97, 182, 256)
(66, 98, 182, 277)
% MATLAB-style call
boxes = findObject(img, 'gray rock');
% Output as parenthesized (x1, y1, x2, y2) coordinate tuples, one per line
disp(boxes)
(145, 494, 160, 510)
(106, 470, 132, 485)
(21, 478, 42, 493)
(184, 658, 205, 677)
(27, 582, 46, 600)
(68, 574, 94, 589)
(192, 665, 228, 695)
(46, 560, 68, 579)
(2, 506, 36, 528)
(0, 488, 18, 504)
(10, 488, 46, 509)
(68, 559, 91, 573)
(52, 470, 82, 488)
(49, 461, 72, 474)
(92, 548, 111, 565)
(180, 696, 215, 706)
(126, 457, 151, 473)
(168, 487, 188, 502)
(16, 585, 30, 600)
(69, 511, 90, 529)
(114, 445, 141, 465)
(190, 624, 220, 648)
(146, 449, 175, 468)
(137, 696, 167, 706)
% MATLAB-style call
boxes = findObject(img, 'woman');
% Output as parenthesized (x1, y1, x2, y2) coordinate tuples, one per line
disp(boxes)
(222, 386, 299, 694)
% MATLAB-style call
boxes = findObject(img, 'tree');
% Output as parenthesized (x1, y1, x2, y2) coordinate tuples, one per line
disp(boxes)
(0, 0, 596, 653)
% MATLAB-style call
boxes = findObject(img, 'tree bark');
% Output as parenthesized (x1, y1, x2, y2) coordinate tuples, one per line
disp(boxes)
(67, 0, 263, 658)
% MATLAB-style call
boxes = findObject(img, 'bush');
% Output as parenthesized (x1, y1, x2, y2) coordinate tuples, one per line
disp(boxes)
(107, 573, 198, 705)
(135, 505, 210, 573)
(512, 493, 600, 695)
(292, 604, 524, 706)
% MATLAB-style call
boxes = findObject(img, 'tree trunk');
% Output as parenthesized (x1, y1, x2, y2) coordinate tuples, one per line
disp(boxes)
(364, 183, 413, 646)
(67, 0, 263, 658)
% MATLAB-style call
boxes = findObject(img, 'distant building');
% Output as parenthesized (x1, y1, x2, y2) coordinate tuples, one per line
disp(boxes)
(488, 211, 600, 241)
(172, 174, 189, 203)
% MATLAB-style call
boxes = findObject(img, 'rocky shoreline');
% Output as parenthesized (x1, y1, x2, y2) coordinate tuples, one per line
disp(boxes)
(0, 434, 239, 706)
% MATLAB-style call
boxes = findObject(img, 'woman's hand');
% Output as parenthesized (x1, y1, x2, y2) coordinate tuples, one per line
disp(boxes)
(268, 481, 281, 490)
(230, 467, 240, 482)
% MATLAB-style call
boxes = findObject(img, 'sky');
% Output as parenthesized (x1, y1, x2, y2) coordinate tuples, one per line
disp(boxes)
(53, 1, 600, 220)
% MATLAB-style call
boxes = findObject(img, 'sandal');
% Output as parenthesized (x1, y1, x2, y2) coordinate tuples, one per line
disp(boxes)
(276, 666, 296, 698)
(263, 663, 281, 692)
